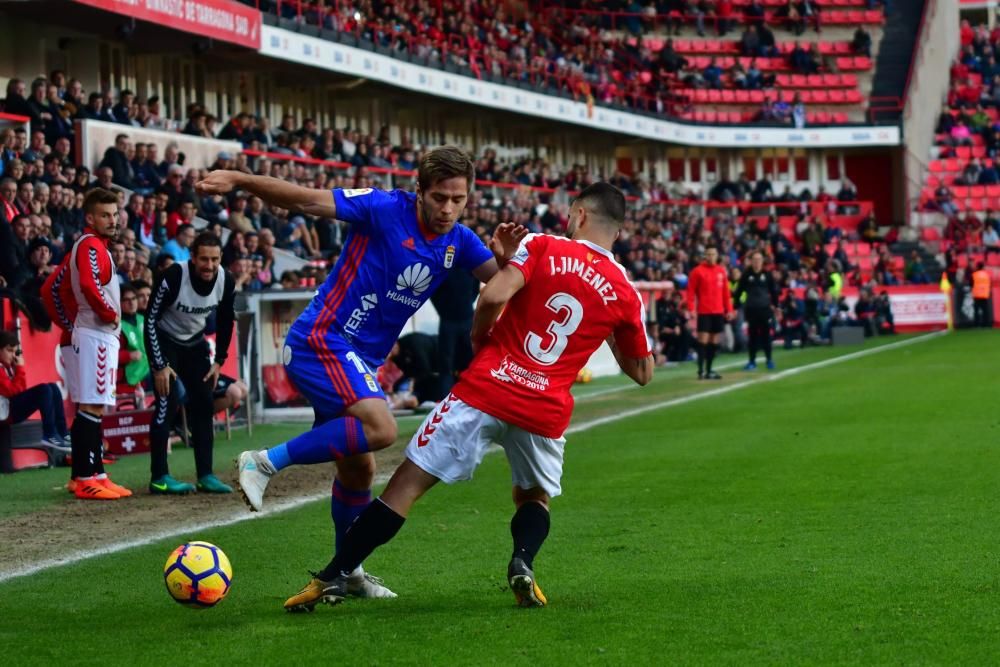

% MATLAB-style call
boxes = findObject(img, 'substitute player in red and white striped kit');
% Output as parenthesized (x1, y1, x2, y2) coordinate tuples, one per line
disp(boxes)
(42, 189, 130, 500)
(284, 182, 654, 612)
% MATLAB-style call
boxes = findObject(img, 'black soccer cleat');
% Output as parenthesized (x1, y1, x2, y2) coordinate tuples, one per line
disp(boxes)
(507, 557, 547, 608)
(706, 371, 723, 380)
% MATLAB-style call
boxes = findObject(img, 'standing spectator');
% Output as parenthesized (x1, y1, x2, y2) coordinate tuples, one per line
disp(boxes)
(98, 134, 135, 190)
(853, 26, 872, 57)
(25, 78, 54, 139)
(117, 283, 149, 398)
(3, 79, 30, 119)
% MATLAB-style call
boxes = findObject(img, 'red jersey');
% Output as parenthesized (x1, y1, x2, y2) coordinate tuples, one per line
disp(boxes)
(41, 253, 77, 346)
(686, 262, 733, 316)
(453, 234, 651, 438)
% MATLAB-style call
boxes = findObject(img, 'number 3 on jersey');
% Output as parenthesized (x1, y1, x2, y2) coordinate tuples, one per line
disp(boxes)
(524, 292, 584, 365)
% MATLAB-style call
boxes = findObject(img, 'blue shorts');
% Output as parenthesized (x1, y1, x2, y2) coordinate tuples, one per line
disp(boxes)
(283, 325, 385, 424)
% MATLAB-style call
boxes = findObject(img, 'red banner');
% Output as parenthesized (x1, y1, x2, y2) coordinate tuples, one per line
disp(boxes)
(841, 286, 949, 333)
(72, 0, 261, 49)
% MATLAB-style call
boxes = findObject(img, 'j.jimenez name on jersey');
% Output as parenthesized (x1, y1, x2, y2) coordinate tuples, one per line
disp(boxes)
(545, 254, 619, 305)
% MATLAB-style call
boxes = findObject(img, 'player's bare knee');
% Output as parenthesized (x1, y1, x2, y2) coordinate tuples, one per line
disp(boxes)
(513, 486, 550, 511)
(363, 414, 397, 449)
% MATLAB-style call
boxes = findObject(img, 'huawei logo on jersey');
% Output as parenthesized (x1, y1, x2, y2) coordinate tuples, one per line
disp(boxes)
(396, 263, 432, 295)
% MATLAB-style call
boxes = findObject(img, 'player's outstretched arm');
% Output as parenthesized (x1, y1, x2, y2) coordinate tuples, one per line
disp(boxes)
(607, 334, 654, 386)
(196, 170, 336, 218)
(470, 263, 526, 352)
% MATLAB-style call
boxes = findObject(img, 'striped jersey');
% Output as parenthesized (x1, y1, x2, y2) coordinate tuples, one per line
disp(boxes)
(290, 188, 493, 368)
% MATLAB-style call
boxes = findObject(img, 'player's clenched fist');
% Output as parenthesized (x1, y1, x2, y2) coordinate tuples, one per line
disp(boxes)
(195, 170, 244, 195)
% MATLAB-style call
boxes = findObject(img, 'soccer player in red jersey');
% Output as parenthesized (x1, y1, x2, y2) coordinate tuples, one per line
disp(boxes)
(686, 247, 733, 380)
(283, 182, 654, 612)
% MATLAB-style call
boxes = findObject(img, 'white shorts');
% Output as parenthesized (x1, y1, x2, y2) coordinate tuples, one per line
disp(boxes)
(70, 328, 119, 406)
(59, 343, 78, 402)
(404, 395, 567, 498)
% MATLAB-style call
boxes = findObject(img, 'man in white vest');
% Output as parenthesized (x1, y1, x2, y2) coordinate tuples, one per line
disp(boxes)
(144, 232, 236, 494)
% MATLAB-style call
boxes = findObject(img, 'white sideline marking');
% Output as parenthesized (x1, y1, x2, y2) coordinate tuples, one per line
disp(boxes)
(574, 359, 745, 401)
(567, 331, 946, 435)
(0, 332, 945, 584)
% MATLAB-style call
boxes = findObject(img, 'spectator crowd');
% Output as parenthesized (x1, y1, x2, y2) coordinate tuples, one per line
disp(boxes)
(239, 0, 879, 127)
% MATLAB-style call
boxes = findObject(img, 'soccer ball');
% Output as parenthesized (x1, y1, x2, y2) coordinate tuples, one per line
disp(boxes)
(163, 541, 233, 608)
(576, 368, 593, 384)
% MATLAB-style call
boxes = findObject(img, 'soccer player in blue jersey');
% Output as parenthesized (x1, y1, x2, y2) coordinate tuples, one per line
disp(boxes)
(195, 146, 525, 598)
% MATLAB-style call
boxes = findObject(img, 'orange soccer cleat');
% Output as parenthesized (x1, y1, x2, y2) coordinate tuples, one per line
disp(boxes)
(73, 479, 121, 500)
(97, 476, 133, 498)
(66, 478, 77, 493)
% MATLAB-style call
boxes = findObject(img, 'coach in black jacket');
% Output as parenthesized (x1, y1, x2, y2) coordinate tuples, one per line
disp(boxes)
(733, 250, 779, 370)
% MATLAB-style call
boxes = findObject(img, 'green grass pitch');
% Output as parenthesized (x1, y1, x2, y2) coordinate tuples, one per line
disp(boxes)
(1, 331, 998, 665)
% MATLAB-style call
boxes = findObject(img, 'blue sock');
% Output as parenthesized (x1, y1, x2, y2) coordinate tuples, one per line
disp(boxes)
(331, 478, 372, 552)
(265, 443, 293, 471)
(269, 416, 370, 469)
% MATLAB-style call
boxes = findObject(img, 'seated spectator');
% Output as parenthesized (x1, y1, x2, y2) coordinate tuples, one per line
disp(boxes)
(780, 292, 806, 347)
(983, 223, 1000, 255)
(229, 254, 253, 292)
(0, 330, 70, 450)
(20, 237, 55, 298)
(905, 250, 931, 283)
(933, 184, 959, 217)
(874, 291, 895, 335)
(978, 160, 1000, 185)
(213, 374, 248, 413)
(854, 289, 877, 336)
(702, 57, 723, 89)
(957, 158, 982, 185)
(969, 104, 992, 131)
(160, 222, 195, 262)
(166, 200, 197, 238)
(874, 249, 898, 285)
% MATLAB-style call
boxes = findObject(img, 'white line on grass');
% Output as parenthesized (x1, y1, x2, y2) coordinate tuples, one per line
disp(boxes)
(574, 358, 747, 401)
(566, 331, 947, 435)
(0, 331, 945, 584)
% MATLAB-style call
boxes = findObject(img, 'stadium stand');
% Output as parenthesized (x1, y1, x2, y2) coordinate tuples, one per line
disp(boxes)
(236, 0, 887, 125)
(0, 60, 911, 308)
(913, 17, 1000, 279)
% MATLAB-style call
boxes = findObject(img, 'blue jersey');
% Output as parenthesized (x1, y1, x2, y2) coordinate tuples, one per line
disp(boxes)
(292, 188, 492, 368)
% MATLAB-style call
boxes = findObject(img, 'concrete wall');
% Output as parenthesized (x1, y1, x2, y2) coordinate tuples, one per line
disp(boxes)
(903, 0, 960, 223)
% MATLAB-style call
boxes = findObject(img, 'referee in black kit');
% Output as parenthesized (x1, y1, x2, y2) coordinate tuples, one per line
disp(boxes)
(733, 250, 779, 371)
(145, 232, 237, 495)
